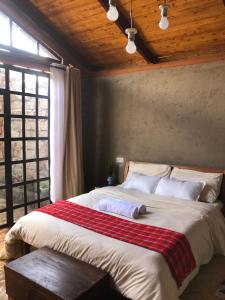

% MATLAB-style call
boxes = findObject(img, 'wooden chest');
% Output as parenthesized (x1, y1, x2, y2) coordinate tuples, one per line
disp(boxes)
(5, 247, 110, 300)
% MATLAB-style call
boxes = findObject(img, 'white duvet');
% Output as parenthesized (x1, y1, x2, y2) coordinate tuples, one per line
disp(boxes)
(2, 186, 225, 300)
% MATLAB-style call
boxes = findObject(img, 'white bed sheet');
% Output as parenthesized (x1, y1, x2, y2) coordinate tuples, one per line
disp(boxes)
(2, 186, 225, 300)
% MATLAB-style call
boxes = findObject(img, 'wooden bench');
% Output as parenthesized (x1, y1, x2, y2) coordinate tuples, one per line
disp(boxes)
(4, 247, 110, 300)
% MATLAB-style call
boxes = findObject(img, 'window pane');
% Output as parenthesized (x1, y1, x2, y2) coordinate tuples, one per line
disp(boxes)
(12, 22, 37, 54)
(25, 73, 36, 94)
(39, 140, 48, 158)
(38, 76, 49, 96)
(0, 12, 10, 46)
(26, 162, 36, 181)
(0, 212, 7, 226)
(0, 117, 4, 138)
(26, 141, 36, 159)
(39, 44, 59, 60)
(0, 68, 5, 89)
(0, 165, 5, 186)
(0, 95, 4, 113)
(10, 70, 22, 92)
(25, 119, 36, 137)
(14, 207, 25, 223)
(38, 119, 48, 137)
(39, 160, 48, 178)
(11, 94, 22, 115)
(0, 141, 4, 162)
(27, 203, 38, 214)
(11, 118, 22, 137)
(12, 141, 23, 161)
(0, 189, 6, 210)
(40, 180, 49, 199)
(27, 182, 37, 202)
(13, 186, 24, 206)
(12, 164, 23, 183)
(25, 96, 36, 115)
(39, 98, 48, 116)
(0, 117, 3, 139)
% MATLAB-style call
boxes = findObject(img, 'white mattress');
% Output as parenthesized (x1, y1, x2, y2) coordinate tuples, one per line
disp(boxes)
(2, 186, 225, 300)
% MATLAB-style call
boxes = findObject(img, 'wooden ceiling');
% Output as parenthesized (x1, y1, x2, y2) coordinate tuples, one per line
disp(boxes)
(10, 0, 225, 72)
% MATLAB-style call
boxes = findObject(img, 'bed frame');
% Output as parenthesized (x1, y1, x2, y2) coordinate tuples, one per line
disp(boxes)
(124, 161, 225, 207)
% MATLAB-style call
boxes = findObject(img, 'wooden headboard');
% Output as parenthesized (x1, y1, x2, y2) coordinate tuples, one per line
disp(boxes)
(124, 161, 225, 206)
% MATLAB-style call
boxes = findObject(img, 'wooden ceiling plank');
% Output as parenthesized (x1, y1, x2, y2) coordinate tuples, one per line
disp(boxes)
(97, 0, 159, 64)
(0, 0, 89, 71)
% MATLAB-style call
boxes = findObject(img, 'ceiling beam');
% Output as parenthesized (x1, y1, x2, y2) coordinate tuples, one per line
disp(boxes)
(98, 0, 159, 64)
(0, 0, 89, 71)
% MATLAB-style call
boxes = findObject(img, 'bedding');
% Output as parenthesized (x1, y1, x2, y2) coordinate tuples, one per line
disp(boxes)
(37, 200, 196, 287)
(155, 177, 205, 201)
(2, 186, 225, 300)
(171, 167, 223, 203)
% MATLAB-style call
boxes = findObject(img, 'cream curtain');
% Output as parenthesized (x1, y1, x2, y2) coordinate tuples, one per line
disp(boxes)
(50, 66, 66, 202)
(50, 65, 84, 202)
(63, 67, 84, 198)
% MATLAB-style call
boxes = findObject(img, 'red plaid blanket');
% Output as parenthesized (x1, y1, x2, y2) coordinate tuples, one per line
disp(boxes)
(37, 200, 196, 287)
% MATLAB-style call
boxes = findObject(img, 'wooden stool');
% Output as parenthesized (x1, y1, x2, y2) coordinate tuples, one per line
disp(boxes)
(4, 247, 110, 300)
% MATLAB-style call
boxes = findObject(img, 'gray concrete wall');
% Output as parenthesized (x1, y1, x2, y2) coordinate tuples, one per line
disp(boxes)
(83, 61, 225, 189)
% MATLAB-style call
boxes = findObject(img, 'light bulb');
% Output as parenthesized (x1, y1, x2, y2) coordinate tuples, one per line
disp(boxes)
(126, 39, 136, 54)
(159, 16, 169, 30)
(107, 4, 119, 22)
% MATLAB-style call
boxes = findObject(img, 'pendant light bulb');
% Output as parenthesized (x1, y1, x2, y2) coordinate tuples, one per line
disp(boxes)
(159, 5, 169, 30)
(125, 28, 137, 55)
(107, 1, 119, 22)
(126, 39, 136, 54)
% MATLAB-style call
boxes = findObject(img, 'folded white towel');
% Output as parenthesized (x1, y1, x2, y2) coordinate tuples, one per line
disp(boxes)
(96, 198, 146, 219)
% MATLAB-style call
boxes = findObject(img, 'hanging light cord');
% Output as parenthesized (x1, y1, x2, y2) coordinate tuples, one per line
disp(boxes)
(130, 0, 133, 28)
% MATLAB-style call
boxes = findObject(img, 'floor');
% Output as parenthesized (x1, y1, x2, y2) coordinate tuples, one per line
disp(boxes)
(0, 229, 224, 300)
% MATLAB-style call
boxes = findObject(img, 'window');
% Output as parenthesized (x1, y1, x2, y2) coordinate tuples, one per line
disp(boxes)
(0, 10, 60, 61)
(0, 64, 50, 227)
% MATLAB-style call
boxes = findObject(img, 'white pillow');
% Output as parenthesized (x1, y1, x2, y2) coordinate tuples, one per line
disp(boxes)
(123, 173, 161, 194)
(128, 161, 171, 177)
(154, 177, 205, 201)
(170, 167, 223, 203)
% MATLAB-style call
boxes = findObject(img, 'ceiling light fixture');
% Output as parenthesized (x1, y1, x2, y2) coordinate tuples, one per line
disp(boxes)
(159, 4, 169, 30)
(107, 0, 119, 22)
(125, 0, 137, 55)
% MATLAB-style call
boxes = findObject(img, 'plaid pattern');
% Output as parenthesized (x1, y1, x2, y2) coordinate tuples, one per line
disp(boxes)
(37, 200, 196, 287)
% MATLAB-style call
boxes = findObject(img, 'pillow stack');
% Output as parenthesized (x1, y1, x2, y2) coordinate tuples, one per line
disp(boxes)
(123, 162, 223, 203)
(170, 167, 223, 203)
(123, 162, 171, 194)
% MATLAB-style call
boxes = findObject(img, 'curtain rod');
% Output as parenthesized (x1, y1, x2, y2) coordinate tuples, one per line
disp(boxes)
(50, 63, 80, 72)
(50, 62, 67, 70)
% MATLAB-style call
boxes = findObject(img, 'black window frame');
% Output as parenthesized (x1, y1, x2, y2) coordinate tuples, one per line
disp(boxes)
(0, 63, 51, 228)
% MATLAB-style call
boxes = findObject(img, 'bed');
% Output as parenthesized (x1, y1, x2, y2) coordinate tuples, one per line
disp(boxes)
(2, 161, 225, 300)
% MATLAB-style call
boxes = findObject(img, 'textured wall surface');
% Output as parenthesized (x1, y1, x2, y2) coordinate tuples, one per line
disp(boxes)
(83, 61, 225, 188)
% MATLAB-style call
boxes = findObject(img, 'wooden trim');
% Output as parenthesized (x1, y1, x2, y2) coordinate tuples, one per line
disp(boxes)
(90, 53, 225, 77)
(0, 0, 89, 72)
(97, 0, 158, 64)
(124, 161, 225, 206)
